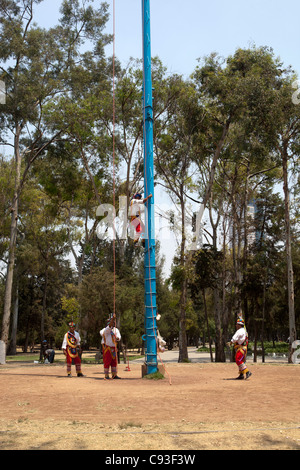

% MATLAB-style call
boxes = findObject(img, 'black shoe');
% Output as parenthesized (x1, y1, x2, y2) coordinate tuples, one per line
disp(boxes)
(235, 374, 244, 380)
(112, 375, 121, 379)
(77, 373, 85, 377)
(245, 371, 252, 380)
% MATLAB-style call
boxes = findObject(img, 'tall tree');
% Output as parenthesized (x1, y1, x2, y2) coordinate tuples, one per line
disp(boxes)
(271, 79, 300, 361)
(191, 46, 293, 358)
(0, 0, 111, 355)
(155, 77, 199, 362)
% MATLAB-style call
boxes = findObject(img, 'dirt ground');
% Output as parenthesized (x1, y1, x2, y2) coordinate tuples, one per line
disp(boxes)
(0, 360, 299, 451)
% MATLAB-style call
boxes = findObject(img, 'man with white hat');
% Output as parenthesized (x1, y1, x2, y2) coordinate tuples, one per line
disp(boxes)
(62, 321, 84, 377)
(228, 316, 252, 380)
(100, 314, 121, 380)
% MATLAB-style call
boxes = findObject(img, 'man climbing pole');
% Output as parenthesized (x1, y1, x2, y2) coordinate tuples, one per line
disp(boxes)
(129, 193, 152, 246)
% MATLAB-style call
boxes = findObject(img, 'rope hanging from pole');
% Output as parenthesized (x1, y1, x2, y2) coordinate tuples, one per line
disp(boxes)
(111, 0, 120, 378)
(112, 0, 116, 318)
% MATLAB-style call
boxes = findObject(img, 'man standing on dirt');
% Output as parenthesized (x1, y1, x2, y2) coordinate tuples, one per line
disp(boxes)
(228, 317, 252, 380)
(100, 314, 121, 380)
(62, 322, 84, 378)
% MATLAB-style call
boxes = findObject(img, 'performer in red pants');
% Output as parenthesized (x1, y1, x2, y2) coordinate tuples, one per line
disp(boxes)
(228, 316, 252, 380)
(100, 315, 121, 380)
(62, 322, 84, 377)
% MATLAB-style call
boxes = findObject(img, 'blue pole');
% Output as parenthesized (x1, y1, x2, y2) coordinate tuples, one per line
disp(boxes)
(142, 0, 157, 374)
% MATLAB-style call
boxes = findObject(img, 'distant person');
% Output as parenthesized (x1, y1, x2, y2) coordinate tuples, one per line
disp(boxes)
(42, 340, 55, 363)
(62, 322, 84, 377)
(100, 314, 121, 380)
(227, 316, 252, 380)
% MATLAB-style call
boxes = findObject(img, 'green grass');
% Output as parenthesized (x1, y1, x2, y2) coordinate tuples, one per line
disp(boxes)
(5, 351, 144, 364)
(6, 354, 40, 362)
(143, 371, 165, 380)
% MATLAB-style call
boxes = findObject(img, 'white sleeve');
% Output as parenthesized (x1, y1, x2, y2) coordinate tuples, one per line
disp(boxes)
(114, 328, 121, 341)
(62, 334, 67, 350)
(231, 329, 246, 344)
(100, 328, 105, 343)
(129, 200, 144, 216)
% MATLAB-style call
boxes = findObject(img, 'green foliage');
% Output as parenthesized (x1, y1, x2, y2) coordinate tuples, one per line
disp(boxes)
(61, 296, 80, 324)
(247, 342, 289, 354)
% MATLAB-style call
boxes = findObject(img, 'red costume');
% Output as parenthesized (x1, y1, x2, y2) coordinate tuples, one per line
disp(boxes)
(62, 323, 83, 377)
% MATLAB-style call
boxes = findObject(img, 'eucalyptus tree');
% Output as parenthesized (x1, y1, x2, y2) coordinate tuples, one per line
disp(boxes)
(244, 187, 286, 359)
(154, 77, 200, 362)
(0, 0, 112, 355)
(0, 156, 15, 264)
(192, 46, 285, 246)
(189, 47, 292, 358)
(267, 77, 300, 361)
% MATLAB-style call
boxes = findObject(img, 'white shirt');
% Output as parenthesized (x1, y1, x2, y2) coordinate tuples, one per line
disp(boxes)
(62, 330, 81, 349)
(129, 199, 145, 217)
(231, 327, 247, 345)
(100, 327, 121, 347)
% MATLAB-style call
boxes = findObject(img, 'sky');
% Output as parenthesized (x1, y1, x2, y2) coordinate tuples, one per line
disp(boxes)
(36, 0, 300, 78)
(33, 0, 300, 276)
(112, 0, 300, 78)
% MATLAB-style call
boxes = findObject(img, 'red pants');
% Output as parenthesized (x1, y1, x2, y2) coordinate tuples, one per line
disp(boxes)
(102, 345, 118, 376)
(66, 349, 82, 374)
(130, 216, 144, 242)
(235, 346, 248, 374)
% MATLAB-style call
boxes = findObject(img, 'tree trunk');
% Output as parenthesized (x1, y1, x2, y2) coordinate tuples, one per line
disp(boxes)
(40, 266, 49, 361)
(178, 197, 188, 362)
(202, 289, 213, 362)
(1, 125, 22, 352)
(282, 148, 296, 363)
(209, 201, 225, 362)
(7, 284, 19, 355)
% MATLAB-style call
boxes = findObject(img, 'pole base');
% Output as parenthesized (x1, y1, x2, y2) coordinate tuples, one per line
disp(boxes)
(141, 364, 164, 377)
